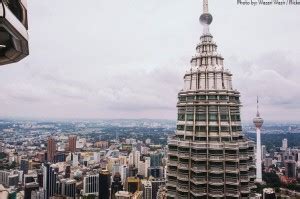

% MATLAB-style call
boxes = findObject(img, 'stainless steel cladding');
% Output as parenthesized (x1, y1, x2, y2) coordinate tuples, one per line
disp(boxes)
(0, 0, 29, 65)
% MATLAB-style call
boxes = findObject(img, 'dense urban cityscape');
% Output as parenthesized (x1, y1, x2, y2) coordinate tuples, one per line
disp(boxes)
(0, 120, 300, 198)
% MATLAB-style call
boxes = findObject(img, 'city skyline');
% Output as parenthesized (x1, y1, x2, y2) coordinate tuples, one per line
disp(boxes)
(0, 0, 299, 121)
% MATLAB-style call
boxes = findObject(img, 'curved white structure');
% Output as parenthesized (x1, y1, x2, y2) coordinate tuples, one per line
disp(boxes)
(0, 0, 29, 65)
(253, 98, 264, 183)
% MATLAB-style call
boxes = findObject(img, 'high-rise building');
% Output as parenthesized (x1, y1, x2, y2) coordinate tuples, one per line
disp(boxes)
(141, 180, 152, 199)
(282, 138, 288, 151)
(149, 178, 165, 199)
(68, 135, 77, 153)
(120, 165, 128, 185)
(61, 179, 76, 199)
(0, 170, 19, 187)
(150, 153, 162, 167)
(0, 0, 29, 65)
(24, 182, 39, 199)
(42, 163, 59, 198)
(20, 159, 29, 175)
(111, 173, 123, 199)
(166, 0, 256, 198)
(262, 145, 267, 160)
(285, 161, 296, 178)
(47, 137, 56, 162)
(126, 177, 140, 194)
(99, 169, 110, 199)
(254, 98, 264, 183)
(83, 173, 99, 196)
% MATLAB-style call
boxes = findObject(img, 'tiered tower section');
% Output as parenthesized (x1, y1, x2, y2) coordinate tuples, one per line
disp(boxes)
(166, 1, 256, 198)
(253, 98, 264, 183)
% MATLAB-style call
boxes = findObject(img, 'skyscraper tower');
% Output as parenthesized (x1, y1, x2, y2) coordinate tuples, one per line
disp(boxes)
(253, 97, 264, 183)
(99, 169, 111, 199)
(47, 137, 56, 162)
(166, 0, 256, 198)
(68, 135, 77, 153)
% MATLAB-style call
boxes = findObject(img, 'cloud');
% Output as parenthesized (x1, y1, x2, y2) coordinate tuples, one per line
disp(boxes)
(0, 0, 299, 120)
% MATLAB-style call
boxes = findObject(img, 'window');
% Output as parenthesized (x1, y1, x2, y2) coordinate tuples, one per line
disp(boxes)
(197, 95, 206, 100)
(209, 106, 218, 112)
(209, 113, 218, 121)
(186, 114, 194, 121)
(220, 114, 229, 121)
(186, 126, 193, 131)
(178, 114, 185, 121)
(195, 126, 206, 132)
(219, 95, 228, 100)
(221, 126, 230, 132)
(209, 126, 219, 132)
(208, 95, 217, 100)
(221, 137, 230, 142)
(179, 96, 186, 102)
(196, 114, 206, 121)
(177, 125, 184, 130)
(187, 96, 195, 101)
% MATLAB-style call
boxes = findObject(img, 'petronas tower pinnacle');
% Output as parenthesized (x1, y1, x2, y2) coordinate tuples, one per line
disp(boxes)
(166, 1, 256, 198)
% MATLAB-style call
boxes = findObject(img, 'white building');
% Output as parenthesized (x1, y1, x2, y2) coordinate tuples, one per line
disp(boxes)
(141, 180, 152, 199)
(83, 173, 99, 196)
(281, 138, 288, 151)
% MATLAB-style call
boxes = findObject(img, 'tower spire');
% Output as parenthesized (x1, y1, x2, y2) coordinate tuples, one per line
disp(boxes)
(200, 0, 213, 34)
(203, 0, 209, 13)
(256, 96, 260, 117)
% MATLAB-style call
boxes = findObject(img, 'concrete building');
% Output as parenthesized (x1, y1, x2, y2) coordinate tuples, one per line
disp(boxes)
(141, 180, 152, 199)
(166, 0, 256, 198)
(111, 173, 123, 199)
(47, 137, 56, 162)
(99, 169, 110, 199)
(126, 177, 140, 194)
(68, 135, 77, 153)
(263, 188, 276, 199)
(282, 139, 288, 151)
(83, 173, 99, 196)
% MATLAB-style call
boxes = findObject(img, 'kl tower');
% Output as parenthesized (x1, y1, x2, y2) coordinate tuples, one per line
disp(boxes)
(253, 97, 264, 183)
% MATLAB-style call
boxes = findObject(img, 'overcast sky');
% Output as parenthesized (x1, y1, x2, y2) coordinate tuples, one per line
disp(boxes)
(0, 0, 299, 121)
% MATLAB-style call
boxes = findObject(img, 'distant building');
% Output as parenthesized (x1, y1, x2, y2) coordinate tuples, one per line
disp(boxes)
(126, 177, 140, 194)
(83, 173, 99, 196)
(263, 188, 276, 199)
(148, 167, 162, 178)
(42, 163, 59, 198)
(68, 135, 77, 153)
(20, 159, 29, 175)
(149, 178, 165, 199)
(0, 170, 19, 188)
(111, 173, 123, 199)
(141, 180, 152, 199)
(115, 191, 132, 199)
(24, 182, 39, 199)
(47, 137, 56, 162)
(150, 153, 162, 167)
(281, 138, 288, 151)
(285, 161, 297, 178)
(99, 170, 110, 199)
(61, 179, 76, 199)
(262, 145, 267, 160)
